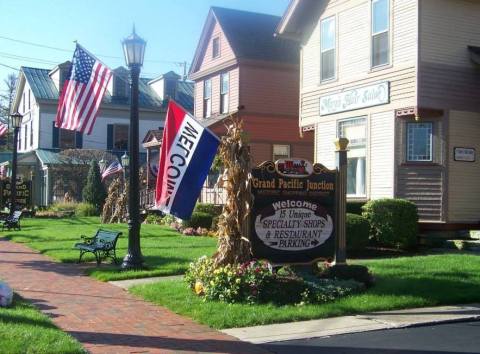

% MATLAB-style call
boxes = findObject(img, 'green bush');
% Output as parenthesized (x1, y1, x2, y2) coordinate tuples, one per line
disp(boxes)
(144, 214, 164, 225)
(194, 203, 222, 216)
(319, 264, 374, 287)
(346, 213, 370, 253)
(75, 203, 99, 217)
(82, 160, 107, 211)
(183, 212, 213, 229)
(347, 201, 366, 215)
(362, 198, 418, 249)
(48, 202, 77, 213)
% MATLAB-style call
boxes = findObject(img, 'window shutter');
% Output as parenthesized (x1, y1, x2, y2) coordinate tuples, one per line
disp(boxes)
(75, 131, 83, 149)
(107, 124, 114, 151)
(52, 122, 59, 149)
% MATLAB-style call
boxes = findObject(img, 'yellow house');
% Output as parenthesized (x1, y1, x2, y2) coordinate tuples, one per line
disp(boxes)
(277, 0, 480, 230)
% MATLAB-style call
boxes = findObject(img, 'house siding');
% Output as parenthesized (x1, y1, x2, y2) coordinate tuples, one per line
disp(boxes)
(239, 65, 299, 116)
(418, 0, 480, 112)
(197, 21, 236, 73)
(447, 110, 480, 223)
(369, 110, 395, 199)
(300, 0, 418, 128)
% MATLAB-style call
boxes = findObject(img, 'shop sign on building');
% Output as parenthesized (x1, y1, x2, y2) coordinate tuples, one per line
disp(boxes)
(320, 81, 390, 115)
(249, 159, 337, 264)
(454, 147, 475, 162)
(1, 179, 32, 208)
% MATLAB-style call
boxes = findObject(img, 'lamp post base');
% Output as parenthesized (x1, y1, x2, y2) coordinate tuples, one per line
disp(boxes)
(121, 253, 145, 270)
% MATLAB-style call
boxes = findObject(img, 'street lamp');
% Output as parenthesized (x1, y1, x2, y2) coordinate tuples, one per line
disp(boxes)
(121, 27, 146, 269)
(121, 151, 129, 181)
(9, 112, 23, 216)
(98, 158, 107, 173)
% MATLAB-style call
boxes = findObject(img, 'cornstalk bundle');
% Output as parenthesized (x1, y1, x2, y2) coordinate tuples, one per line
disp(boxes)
(213, 115, 252, 266)
(101, 177, 128, 223)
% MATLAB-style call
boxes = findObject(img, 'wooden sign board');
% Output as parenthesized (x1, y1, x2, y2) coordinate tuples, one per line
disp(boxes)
(249, 159, 337, 264)
(1, 179, 32, 208)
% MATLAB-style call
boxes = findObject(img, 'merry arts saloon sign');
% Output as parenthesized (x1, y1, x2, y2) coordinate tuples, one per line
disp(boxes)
(249, 159, 337, 264)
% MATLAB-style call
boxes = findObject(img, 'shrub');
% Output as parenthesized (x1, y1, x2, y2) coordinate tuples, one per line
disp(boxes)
(48, 202, 77, 213)
(362, 198, 418, 249)
(75, 203, 98, 217)
(144, 214, 163, 225)
(319, 264, 375, 287)
(194, 203, 222, 216)
(183, 212, 213, 229)
(185, 257, 274, 303)
(185, 257, 366, 304)
(82, 160, 107, 211)
(346, 213, 370, 253)
(347, 201, 366, 215)
(211, 215, 221, 231)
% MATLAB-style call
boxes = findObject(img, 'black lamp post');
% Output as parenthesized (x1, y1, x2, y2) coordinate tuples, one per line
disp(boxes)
(9, 112, 22, 216)
(121, 27, 146, 269)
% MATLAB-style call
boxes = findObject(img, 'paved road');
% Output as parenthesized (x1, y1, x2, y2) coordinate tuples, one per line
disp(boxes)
(262, 320, 480, 354)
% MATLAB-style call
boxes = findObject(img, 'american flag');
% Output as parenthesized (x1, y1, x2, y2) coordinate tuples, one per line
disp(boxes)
(0, 123, 8, 137)
(55, 44, 112, 135)
(101, 160, 124, 181)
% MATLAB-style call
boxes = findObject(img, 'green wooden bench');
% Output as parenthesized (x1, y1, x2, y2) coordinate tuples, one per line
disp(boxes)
(74, 229, 122, 266)
(2, 211, 22, 231)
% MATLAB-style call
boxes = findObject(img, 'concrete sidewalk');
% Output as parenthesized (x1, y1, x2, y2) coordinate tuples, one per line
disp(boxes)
(222, 304, 480, 344)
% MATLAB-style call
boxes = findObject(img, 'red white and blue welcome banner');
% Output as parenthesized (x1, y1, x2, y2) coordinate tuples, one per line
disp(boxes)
(155, 100, 219, 219)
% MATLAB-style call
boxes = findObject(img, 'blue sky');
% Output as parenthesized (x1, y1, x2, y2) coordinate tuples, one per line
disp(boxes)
(0, 0, 290, 92)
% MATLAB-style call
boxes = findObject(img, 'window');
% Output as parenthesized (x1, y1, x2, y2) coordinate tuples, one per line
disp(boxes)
(22, 92, 25, 113)
(407, 122, 433, 162)
(24, 124, 27, 150)
(321, 16, 336, 81)
(372, 0, 390, 68)
(28, 90, 31, 111)
(113, 125, 129, 150)
(59, 129, 76, 149)
(203, 79, 212, 118)
(220, 73, 229, 114)
(338, 118, 367, 197)
(212, 37, 220, 58)
(273, 144, 290, 161)
(18, 126, 22, 150)
(30, 120, 33, 147)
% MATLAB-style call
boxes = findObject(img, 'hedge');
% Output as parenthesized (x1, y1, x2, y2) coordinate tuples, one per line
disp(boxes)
(346, 213, 370, 253)
(362, 198, 418, 250)
(346, 201, 366, 215)
(194, 203, 223, 217)
(183, 212, 213, 229)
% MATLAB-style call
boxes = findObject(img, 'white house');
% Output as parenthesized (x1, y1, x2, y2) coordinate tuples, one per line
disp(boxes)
(277, 0, 480, 229)
(8, 62, 193, 206)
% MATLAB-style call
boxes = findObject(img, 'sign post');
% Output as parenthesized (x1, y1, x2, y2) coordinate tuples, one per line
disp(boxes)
(334, 138, 349, 265)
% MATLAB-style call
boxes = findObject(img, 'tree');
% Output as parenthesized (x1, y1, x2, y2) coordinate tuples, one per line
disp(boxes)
(0, 73, 17, 150)
(82, 160, 107, 211)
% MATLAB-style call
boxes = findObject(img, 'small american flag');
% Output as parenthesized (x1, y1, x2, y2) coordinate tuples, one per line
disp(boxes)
(101, 160, 124, 181)
(0, 123, 8, 137)
(55, 44, 112, 135)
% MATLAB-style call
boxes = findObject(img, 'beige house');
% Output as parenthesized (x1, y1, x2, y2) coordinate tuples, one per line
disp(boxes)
(277, 0, 480, 229)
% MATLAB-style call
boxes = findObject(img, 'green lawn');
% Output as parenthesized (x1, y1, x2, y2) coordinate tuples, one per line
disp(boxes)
(0, 294, 85, 353)
(3, 217, 217, 281)
(130, 254, 480, 329)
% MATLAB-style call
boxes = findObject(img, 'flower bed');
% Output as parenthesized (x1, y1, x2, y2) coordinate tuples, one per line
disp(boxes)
(184, 257, 364, 305)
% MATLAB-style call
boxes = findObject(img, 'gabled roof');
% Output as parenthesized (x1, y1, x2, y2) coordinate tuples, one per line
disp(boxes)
(275, 0, 319, 40)
(190, 7, 299, 74)
(176, 81, 194, 112)
(23, 67, 58, 100)
(17, 66, 165, 110)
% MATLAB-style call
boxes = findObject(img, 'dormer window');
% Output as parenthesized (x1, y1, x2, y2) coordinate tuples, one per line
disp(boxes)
(212, 37, 220, 58)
